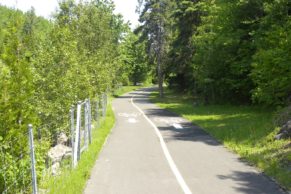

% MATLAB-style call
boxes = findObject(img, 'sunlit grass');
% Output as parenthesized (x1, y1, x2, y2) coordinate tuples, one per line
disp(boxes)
(151, 89, 291, 190)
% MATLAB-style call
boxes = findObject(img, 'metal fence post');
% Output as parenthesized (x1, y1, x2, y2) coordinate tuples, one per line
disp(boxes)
(84, 100, 88, 149)
(88, 99, 92, 144)
(73, 102, 81, 167)
(104, 93, 107, 117)
(102, 93, 107, 118)
(70, 106, 75, 168)
(95, 98, 99, 123)
(102, 93, 105, 117)
(28, 124, 38, 194)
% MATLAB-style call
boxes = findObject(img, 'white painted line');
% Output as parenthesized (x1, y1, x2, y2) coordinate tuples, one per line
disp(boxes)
(131, 93, 192, 194)
(118, 112, 141, 118)
(173, 123, 183, 129)
(128, 118, 138, 123)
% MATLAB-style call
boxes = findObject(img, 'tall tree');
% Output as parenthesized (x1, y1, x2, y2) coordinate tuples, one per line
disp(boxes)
(136, 0, 173, 97)
(167, 0, 200, 91)
(119, 32, 150, 85)
(251, 0, 291, 105)
(192, 0, 264, 103)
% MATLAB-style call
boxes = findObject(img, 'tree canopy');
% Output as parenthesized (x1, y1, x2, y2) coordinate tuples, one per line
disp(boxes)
(0, 1, 130, 192)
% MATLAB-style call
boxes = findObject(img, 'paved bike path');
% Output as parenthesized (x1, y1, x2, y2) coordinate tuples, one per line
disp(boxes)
(84, 87, 285, 194)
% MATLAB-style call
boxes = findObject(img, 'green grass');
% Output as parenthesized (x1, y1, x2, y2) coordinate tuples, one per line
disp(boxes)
(151, 89, 291, 190)
(40, 86, 141, 194)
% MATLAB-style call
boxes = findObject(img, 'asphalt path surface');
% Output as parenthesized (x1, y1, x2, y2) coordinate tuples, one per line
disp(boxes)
(84, 87, 285, 194)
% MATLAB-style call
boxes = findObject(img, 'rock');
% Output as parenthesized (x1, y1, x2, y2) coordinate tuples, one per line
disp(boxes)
(48, 144, 72, 163)
(279, 124, 287, 134)
(51, 162, 60, 176)
(48, 144, 72, 176)
(275, 133, 285, 140)
(63, 151, 72, 159)
(47, 133, 72, 176)
(275, 120, 291, 140)
(38, 189, 48, 194)
(57, 132, 68, 145)
(283, 142, 291, 149)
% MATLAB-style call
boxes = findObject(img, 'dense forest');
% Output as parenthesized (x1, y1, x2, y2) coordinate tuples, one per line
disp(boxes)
(137, 0, 291, 106)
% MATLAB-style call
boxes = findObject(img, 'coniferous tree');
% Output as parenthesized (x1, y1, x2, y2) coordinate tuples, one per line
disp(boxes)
(136, 0, 174, 97)
(167, 0, 200, 91)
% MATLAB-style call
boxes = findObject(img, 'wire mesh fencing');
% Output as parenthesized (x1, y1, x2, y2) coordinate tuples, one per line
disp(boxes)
(0, 93, 108, 194)
(0, 123, 48, 194)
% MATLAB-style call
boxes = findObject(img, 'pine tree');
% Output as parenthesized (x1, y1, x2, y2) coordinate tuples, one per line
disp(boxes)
(167, 0, 200, 91)
(136, 0, 174, 97)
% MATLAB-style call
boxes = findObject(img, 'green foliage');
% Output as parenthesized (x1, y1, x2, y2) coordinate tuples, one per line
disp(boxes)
(191, 0, 263, 103)
(42, 97, 113, 193)
(167, 0, 199, 91)
(0, 1, 128, 192)
(0, 138, 32, 193)
(152, 0, 291, 106)
(0, 8, 37, 143)
(119, 32, 151, 85)
(32, 1, 128, 137)
(136, 0, 175, 96)
(141, 1, 291, 188)
(251, 0, 291, 105)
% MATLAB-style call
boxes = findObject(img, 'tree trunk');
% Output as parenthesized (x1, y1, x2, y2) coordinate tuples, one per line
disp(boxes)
(157, 0, 164, 98)
(157, 51, 164, 98)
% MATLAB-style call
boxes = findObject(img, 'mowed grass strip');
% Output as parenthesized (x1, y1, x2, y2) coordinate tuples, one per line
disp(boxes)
(151, 89, 291, 190)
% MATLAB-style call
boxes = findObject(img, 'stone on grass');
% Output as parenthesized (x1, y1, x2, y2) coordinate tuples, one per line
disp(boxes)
(57, 132, 68, 145)
(51, 162, 60, 176)
(48, 144, 72, 175)
(48, 144, 72, 163)
(275, 120, 291, 140)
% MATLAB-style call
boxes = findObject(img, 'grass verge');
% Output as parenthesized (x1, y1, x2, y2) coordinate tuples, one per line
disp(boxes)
(41, 105, 114, 194)
(151, 89, 291, 190)
(41, 86, 141, 194)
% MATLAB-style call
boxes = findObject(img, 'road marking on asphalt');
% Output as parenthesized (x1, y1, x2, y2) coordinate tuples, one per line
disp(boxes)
(154, 118, 184, 129)
(128, 118, 138, 123)
(131, 93, 192, 194)
(118, 112, 141, 118)
(173, 123, 183, 129)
